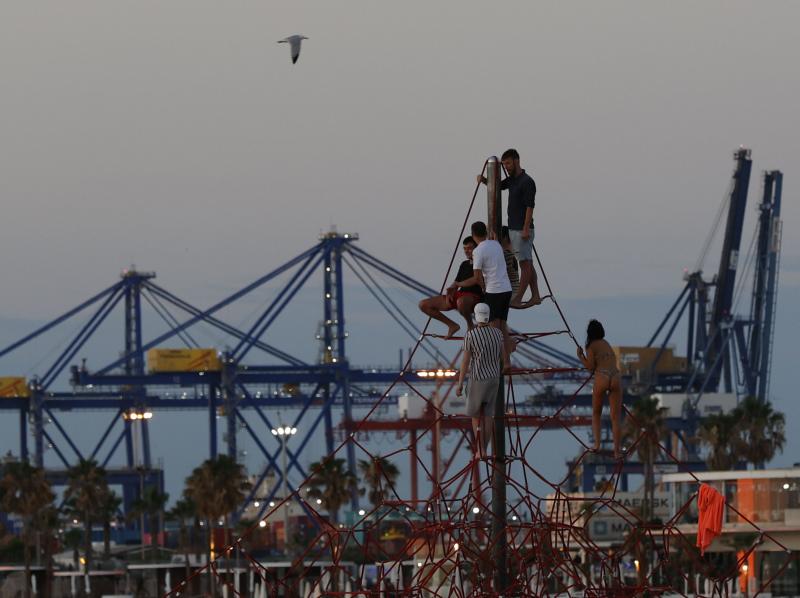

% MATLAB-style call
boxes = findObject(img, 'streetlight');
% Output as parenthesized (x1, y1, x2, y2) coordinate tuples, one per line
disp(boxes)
(742, 563, 749, 598)
(271, 425, 297, 553)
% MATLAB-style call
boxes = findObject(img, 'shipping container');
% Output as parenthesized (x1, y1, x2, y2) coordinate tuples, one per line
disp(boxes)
(0, 377, 30, 398)
(146, 348, 221, 373)
(613, 346, 688, 376)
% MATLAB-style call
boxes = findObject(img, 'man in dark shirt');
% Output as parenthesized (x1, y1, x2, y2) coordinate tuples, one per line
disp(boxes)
(477, 148, 542, 308)
(418, 236, 483, 338)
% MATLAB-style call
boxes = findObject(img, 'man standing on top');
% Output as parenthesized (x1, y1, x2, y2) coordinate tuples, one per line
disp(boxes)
(477, 148, 542, 308)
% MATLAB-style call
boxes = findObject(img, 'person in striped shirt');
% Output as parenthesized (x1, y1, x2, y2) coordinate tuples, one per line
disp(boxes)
(455, 302, 510, 459)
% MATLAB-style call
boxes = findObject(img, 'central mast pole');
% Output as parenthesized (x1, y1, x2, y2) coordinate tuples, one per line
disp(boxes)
(487, 156, 508, 592)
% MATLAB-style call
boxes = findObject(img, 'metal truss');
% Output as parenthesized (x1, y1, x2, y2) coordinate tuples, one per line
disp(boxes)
(0, 231, 579, 525)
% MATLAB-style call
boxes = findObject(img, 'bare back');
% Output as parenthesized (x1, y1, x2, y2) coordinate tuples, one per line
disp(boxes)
(587, 339, 618, 374)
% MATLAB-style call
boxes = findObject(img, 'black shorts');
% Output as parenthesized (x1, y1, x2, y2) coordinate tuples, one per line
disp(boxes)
(483, 291, 512, 322)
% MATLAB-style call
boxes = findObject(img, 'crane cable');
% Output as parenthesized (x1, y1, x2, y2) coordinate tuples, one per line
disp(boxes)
(694, 175, 736, 273)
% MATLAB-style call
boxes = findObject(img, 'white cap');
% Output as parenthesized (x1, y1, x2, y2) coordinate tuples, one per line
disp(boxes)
(474, 303, 491, 324)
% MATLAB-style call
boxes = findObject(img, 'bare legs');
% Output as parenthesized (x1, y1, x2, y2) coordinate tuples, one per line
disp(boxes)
(456, 295, 479, 327)
(592, 374, 623, 458)
(471, 412, 494, 460)
(471, 407, 495, 498)
(419, 293, 477, 338)
(591, 385, 604, 455)
(512, 259, 542, 308)
(609, 377, 622, 458)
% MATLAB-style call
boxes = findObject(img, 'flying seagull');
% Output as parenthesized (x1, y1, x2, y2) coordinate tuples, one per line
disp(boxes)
(278, 35, 308, 64)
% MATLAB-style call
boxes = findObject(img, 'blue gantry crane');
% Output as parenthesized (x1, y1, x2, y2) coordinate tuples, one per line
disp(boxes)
(0, 230, 578, 535)
(645, 148, 783, 404)
(4, 150, 779, 512)
(571, 148, 785, 491)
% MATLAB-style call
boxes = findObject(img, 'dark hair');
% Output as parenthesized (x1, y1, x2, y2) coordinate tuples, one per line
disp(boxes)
(462, 236, 476, 246)
(585, 319, 605, 349)
(501, 226, 510, 242)
(471, 221, 488, 239)
(501, 148, 519, 161)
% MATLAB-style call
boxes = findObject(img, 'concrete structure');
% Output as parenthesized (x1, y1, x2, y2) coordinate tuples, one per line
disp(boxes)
(663, 467, 800, 596)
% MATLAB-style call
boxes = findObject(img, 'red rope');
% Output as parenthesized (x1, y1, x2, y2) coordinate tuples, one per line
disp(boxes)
(163, 162, 792, 597)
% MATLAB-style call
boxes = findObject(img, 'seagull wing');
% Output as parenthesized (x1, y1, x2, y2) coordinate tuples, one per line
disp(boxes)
(289, 37, 302, 64)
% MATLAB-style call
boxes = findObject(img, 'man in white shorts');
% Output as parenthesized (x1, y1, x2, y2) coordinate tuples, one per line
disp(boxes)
(455, 302, 509, 459)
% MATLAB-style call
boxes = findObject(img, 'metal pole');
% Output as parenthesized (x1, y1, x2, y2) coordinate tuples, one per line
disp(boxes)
(222, 355, 237, 460)
(758, 171, 782, 402)
(431, 409, 440, 493)
(487, 156, 502, 238)
(487, 156, 508, 593)
(20, 406, 28, 462)
(322, 243, 336, 456)
(334, 237, 359, 510)
(124, 419, 134, 468)
(281, 436, 289, 552)
(209, 383, 218, 459)
(32, 385, 44, 468)
(410, 429, 418, 505)
(687, 280, 696, 367)
(139, 467, 146, 559)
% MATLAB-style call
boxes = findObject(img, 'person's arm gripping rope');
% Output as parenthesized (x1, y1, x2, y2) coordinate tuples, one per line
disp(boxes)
(576, 344, 594, 372)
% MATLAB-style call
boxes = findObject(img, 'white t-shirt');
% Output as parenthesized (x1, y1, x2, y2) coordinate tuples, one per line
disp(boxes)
(472, 240, 512, 294)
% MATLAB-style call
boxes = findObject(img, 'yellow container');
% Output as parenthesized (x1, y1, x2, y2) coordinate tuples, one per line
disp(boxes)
(613, 346, 687, 375)
(146, 349, 221, 373)
(0, 377, 30, 398)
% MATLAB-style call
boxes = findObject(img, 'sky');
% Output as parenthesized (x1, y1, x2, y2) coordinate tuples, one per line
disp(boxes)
(1, 1, 799, 504)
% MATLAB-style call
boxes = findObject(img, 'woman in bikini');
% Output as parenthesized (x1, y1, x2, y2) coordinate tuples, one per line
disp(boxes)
(577, 319, 623, 459)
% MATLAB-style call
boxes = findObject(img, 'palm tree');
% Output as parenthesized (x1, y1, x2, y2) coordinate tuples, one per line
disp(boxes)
(0, 460, 55, 598)
(732, 396, 786, 468)
(622, 396, 668, 522)
(63, 528, 83, 571)
(98, 491, 122, 560)
(307, 458, 358, 523)
(184, 455, 251, 597)
(31, 505, 60, 598)
(698, 398, 786, 471)
(622, 396, 668, 586)
(129, 485, 169, 559)
(698, 412, 740, 470)
(169, 495, 198, 593)
(358, 456, 400, 509)
(63, 459, 110, 577)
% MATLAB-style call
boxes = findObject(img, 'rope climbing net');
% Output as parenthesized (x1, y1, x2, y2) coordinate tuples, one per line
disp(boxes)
(166, 164, 792, 597)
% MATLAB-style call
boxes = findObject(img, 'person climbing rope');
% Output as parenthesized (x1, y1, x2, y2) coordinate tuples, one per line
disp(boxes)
(576, 319, 623, 459)
(477, 148, 542, 308)
(455, 302, 509, 458)
(418, 236, 482, 338)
